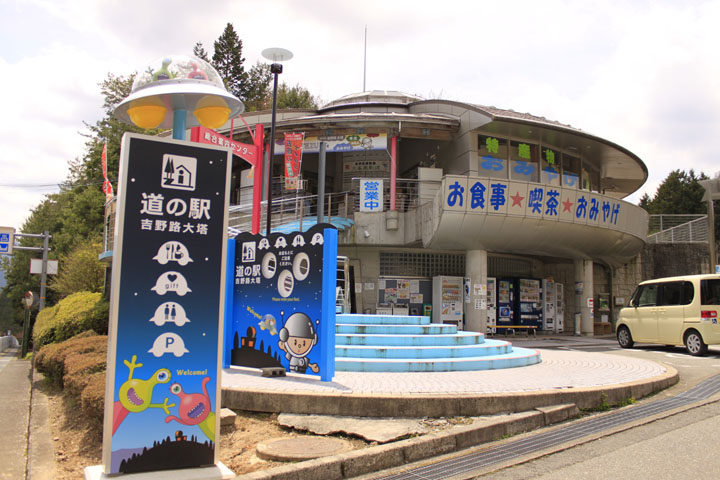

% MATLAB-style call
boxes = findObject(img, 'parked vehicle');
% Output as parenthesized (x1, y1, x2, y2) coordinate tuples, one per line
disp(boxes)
(617, 274, 720, 356)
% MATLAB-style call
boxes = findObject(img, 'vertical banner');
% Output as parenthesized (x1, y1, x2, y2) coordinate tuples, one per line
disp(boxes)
(360, 178, 384, 212)
(101, 141, 114, 200)
(229, 224, 337, 381)
(284, 132, 304, 190)
(102, 133, 231, 475)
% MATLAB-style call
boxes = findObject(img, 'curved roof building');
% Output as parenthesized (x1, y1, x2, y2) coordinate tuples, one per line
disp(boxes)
(224, 90, 650, 335)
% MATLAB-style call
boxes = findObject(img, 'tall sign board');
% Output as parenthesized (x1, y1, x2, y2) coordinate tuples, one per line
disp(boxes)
(102, 133, 231, 475)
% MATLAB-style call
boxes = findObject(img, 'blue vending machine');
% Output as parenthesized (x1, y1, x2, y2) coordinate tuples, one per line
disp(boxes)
(518, 278, 544, 329)
(496, 278, 515, 332)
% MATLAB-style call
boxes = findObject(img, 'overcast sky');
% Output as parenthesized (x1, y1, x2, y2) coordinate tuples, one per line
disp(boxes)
(1, 0, 719, 231)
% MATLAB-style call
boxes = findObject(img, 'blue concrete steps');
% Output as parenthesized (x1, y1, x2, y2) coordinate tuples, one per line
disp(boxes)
(334, 314, 541, 372)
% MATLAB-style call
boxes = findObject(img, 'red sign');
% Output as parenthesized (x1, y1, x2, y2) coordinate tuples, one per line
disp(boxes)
(101, 142, 114, 199)
(191, 126, 259, 167)
(284, 133, 304, 190)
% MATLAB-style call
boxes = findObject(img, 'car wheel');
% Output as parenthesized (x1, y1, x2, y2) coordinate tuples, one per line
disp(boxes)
(684, 330, 708, 357)
(617, 326, 634, 348)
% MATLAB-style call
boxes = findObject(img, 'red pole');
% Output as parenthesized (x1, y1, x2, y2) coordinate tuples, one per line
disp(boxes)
(251, 125, 265, 234)
(390, 135, 397, 211)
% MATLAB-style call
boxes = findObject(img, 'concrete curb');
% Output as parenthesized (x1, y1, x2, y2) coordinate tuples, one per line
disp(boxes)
(222, 366, 679, 418)
(235, 405, 580, 479)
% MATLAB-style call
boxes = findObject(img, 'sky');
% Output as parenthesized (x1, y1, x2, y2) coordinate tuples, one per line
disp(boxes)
(1, 0, 720, 231)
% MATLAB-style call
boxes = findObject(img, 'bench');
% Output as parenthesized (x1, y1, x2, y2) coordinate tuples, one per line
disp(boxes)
(494, 325, 537, 337)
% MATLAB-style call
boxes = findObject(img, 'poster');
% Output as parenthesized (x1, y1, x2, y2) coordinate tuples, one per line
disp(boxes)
(103, 134, 230, 474)
(397, 280, 409, 300)
(284, 133, 304, 190)
(364, 282, 375, 291)
(410, 293, 423, 304)
(385, 288, 398, 303)
(410, 280, 420, 293)
(230, 225, 337, 380)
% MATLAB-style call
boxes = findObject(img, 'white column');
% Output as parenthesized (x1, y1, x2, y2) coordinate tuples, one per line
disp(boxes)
(574, 258, 594, 336)
(465, 250, 488, 333)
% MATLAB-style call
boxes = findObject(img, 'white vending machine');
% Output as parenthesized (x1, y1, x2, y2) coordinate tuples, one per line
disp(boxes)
(432, 276, 464, 329)
(556, 283, 565, 332)
(487, 277, 497, 334)
(543, 279, 556, 331)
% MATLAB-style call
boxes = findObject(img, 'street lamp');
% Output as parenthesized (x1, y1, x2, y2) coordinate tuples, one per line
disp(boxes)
(114, 54, 244, 140)
(261, 47, 293, 235)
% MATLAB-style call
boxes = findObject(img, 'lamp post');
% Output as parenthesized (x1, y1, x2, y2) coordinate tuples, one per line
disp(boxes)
(262, 48, 293, 235)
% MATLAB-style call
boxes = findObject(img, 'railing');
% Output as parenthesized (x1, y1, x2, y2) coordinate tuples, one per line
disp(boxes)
(647, 214, 708, 243)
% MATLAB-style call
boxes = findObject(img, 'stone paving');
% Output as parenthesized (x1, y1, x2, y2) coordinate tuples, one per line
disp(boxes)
(222, 349, 668, 395)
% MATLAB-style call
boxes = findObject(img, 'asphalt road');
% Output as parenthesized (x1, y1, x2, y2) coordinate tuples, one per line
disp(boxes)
(468, 341, 720, 479)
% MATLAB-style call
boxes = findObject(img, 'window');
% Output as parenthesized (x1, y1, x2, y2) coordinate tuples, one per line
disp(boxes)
(701, 279, 720, 305)
(540, 146, 561, 186)
(636, 284, 659, 307)
(659, 282, 692, 306)
(510, 140, 539, 182)
(478, 135, 508, 179)
(562, 153, 581, 188)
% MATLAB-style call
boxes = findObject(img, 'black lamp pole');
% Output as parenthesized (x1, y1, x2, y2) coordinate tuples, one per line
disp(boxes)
(265, 63, 282, 235)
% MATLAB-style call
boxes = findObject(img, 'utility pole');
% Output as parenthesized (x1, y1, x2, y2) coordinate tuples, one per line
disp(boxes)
(14, 231, 52, 311)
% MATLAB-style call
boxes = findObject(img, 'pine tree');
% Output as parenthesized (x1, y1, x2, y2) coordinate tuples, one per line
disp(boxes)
(192, 42, 211, 62)
(212, 23, 247, 100)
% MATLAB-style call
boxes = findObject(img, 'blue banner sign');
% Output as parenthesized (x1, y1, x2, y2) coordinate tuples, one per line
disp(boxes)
(103, 133, 231, 475)
(228, 225, 337, 382)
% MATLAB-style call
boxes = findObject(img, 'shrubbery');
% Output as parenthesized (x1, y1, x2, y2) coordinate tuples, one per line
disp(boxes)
(34, 331, 108, 430)
(32, 291, 108, 349)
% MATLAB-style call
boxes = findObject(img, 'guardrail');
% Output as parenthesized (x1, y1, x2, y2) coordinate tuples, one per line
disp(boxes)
(647, 214, 708, 243)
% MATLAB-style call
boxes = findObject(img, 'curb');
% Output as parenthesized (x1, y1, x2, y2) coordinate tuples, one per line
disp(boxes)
(235, 404, 580, 479)
(222, 366, 679, 418)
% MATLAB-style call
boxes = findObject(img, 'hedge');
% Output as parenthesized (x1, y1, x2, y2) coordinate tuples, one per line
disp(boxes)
(32, 291, 109, 349)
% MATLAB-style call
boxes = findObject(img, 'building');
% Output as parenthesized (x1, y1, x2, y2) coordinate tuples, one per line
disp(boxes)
(219, 90, 650, 336)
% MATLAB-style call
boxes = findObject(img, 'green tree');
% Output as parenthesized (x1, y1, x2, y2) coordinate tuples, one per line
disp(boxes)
(192, 41, 211, 62)
(212, 23, 247, 100)
(49, 243, 105, 299)
(640, 169, 708, 215)
(243, 62, 273, 111)
(275, 82, 319, 109)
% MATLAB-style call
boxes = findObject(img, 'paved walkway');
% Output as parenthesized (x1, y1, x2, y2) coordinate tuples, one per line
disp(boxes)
(222, 348, 667, 395)
(0, 346, 31, 480)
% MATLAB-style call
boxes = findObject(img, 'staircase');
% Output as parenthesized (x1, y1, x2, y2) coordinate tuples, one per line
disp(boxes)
(335, 314, 541, 372)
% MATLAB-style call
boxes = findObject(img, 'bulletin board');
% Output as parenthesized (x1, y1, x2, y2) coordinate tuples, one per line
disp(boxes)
(377, 277, 433, 315)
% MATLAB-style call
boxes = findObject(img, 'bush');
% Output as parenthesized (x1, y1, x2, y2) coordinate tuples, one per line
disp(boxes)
(32, 291, 108, 349)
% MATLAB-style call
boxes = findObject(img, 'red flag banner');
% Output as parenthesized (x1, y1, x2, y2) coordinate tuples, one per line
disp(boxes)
(284, 133, 304, 190)
(101, 142, 114, 199)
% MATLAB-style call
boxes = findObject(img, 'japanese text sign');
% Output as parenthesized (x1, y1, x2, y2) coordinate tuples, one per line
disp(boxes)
(102, 134, 231, 475)
(360, 179, 384, 212)
(284, 133, 304, 190)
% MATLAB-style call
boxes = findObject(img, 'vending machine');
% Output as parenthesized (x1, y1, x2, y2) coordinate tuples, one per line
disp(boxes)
(543, 279, 556, 331)
(556, 283, 565, 332)
(432, 276, 464, 329)
(496, 278, 515, 331)
(518, 278, 543, 329)
(487, 277, 497, 334)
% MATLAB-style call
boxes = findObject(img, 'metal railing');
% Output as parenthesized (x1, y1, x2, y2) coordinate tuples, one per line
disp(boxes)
(647, 214, 708, 243)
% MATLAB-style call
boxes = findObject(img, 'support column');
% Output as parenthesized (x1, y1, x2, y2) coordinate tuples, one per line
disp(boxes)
(465, 250, 488, 333)
(574, 258, 594, 336)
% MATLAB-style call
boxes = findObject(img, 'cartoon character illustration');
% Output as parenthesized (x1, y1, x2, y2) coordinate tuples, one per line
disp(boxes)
(165, 377, 215, 441)
(113, 355, 175, 434)
(188, 62, 208, 80)
(152, 57, 174, 81)
(278, 312, 319, 374)
(259, 314, 277, 335)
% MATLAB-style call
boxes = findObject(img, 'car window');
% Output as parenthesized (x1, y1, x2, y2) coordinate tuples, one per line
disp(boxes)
(701, 279, 720, 305)
(637, 284, 659, 307)
(682, 281, 694, 305)
(659, 282, 683, 306)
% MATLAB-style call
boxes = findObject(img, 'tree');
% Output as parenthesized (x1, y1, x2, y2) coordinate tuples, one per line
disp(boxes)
(192, 42, 210, 62)
(640, 169, 708, 215)
(243, 62, 273, 111)
(49, 243, 106, 299)
(275, 83, 319, 109)
(212, 23, 247, 100)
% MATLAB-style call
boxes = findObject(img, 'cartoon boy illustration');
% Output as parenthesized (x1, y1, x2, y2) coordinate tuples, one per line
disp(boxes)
(278, 312, 319, 373)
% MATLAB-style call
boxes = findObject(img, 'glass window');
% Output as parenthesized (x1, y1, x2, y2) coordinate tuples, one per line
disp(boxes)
(659, 282, 684, 306)
(510, 140, 539, 182)
(540, 146, 561, 186)
(701, 279, 720, 305)
(683, 281, 695, 305)
(637, 284, 659, 307)
(478, 135, 508, 179)
(562, 153, 580, 189)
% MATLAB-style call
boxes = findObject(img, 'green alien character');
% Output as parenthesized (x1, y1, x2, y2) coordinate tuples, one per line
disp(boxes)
(112, 355, 175, 434)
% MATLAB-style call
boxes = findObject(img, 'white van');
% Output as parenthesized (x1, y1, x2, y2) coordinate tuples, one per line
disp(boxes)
(617, 274, 720, 356)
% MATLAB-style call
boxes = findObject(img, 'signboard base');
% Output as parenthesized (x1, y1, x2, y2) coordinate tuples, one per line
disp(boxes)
(84, 463, 234, 479)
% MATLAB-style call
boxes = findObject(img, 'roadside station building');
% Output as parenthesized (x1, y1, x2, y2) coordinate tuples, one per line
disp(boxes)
(190, 91, 650, 335)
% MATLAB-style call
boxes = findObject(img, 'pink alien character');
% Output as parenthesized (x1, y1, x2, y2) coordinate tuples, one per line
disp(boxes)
(165, 376, 215, 441)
